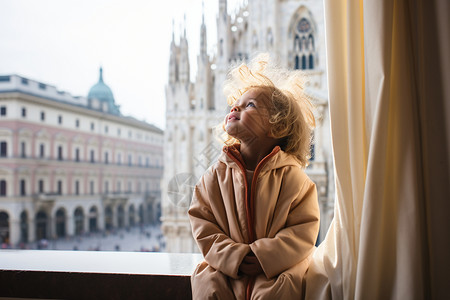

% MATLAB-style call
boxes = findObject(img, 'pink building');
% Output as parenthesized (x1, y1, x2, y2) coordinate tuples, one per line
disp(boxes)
(0, 70, 163, 247)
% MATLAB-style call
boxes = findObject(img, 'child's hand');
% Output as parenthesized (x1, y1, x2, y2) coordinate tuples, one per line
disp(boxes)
(239, 253, 263, 276)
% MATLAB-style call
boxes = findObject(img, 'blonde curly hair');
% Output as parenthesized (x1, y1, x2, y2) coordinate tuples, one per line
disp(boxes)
(221, 53, 315, 168)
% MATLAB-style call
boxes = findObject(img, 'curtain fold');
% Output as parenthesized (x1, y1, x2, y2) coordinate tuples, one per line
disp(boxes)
(304, 0, 450, 299)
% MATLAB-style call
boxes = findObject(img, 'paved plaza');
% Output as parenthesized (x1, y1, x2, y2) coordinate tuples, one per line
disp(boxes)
(24, 224, 167, 252)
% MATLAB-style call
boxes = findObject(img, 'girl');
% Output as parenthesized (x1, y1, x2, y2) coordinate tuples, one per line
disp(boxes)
(188, 54, 320, 300)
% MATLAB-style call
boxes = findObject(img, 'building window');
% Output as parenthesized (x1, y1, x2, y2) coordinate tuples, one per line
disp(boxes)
(104, 181, 109, 194)
(38, 180, 44, 193)
(90, 122, 94, 131)
(38, 83, 46, 90)
(40, 111, 45, 121)
(21, 78, 28, 84)
(0, 141, 7, 157)
(90, 150, 95, 163)
(138, 156, 142, 166)
(117, 128, 121, 136)
(57, 180, 62, 195)
(21, 107, 26, 118)
(57, 146, 63, 160)
(146, 157, 150, 167)
(104, 126, 108, 134)
(309, 53, 314, 69)
(21, 142, 26, 158)
(128, 154, 132, 166)
(128, 131, 132, 138)
(75, 148, 80, 162)
(76, 119, 80, 128)
(117, 181, 121, 193)
(0, 106, 6, 116)
(292, 16, 316, 70)
(0, 180, 6, 196)
(58, 115, 63, 124)
(90, 181, 94, 195)
(128, 181, 132, 193)
(104, 152, 108, 164)
(117, 153, 122, 165)
(75, 180, 80, 195)
(39, 144, 45, 158)
(20, 179, 26, 196)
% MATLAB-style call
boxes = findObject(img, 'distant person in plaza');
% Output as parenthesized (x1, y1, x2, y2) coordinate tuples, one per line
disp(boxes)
(189, 54, 320, 299)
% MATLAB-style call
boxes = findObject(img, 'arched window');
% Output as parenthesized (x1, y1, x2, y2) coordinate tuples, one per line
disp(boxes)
(117, 205, 125, 228)
(309, 34, 315, 50)
(0, 211, 9, 245)
(36, 211, 48, 240)
(105, 206, 113, 230)
(294, 36, 300, 51)
(74, 207, 84, 235)
(139, 204, 144, 225)
(129, 205, 135, 227)
(89, 206, 98, 232)
(290, 11, 317, 70)
(20, 211, 28, 243)
(55, 208, 66, 238)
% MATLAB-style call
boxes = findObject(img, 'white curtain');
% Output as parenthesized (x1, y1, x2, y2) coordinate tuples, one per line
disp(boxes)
(305, 0, 450, 299)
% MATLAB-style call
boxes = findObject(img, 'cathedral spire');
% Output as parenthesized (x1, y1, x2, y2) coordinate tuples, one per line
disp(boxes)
(219, 0, 228, 22)
(171, 19, 175, 42)
(168, 20, 178, 85)
(200, 1, 207, 56)
(202, 1, 205, 24)
(178, 14, 190, 85)
(183, 14, 187, 39)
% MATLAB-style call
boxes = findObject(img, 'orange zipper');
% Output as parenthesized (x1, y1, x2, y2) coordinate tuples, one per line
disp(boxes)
(225, 145, 280, 300)
(226, 145, 280, 243)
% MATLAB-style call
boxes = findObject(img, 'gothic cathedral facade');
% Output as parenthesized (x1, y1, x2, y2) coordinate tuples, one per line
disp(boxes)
(162, 0, 334, 253)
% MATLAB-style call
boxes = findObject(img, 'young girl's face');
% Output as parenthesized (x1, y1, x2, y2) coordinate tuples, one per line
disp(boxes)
(224, 88, 272, 143)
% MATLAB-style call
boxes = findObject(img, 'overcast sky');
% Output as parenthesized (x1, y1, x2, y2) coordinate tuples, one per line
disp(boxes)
(0, 0, 242, 129)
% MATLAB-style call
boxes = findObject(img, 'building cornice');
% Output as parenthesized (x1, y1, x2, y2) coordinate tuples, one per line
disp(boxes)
(0, 91, 163, 134)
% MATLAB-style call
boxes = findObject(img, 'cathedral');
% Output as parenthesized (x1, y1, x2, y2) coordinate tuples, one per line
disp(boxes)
(161, 0, 334, 253)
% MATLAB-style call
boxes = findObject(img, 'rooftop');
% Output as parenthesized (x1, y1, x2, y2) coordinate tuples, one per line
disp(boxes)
(0, 74, 163, 133)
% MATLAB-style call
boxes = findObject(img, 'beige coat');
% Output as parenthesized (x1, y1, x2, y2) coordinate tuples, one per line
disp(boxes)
(189, 145, 320, 299)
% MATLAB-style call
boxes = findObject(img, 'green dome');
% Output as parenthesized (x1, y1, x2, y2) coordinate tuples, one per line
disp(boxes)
(88, 67, 120, 115)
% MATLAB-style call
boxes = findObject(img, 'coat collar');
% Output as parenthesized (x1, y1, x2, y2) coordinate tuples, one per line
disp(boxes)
(219, 143, 299, 173)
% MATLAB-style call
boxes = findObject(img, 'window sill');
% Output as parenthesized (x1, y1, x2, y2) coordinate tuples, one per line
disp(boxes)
(0, 250, 202, 299)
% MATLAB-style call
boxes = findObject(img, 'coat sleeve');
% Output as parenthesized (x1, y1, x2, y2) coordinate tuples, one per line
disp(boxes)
(250, 173, 320, 279)
(188, 170, 251, 279)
